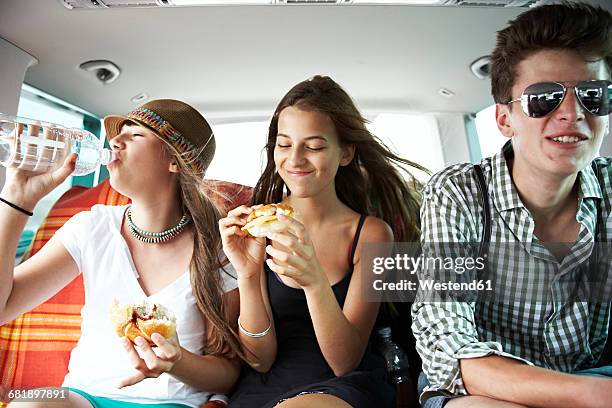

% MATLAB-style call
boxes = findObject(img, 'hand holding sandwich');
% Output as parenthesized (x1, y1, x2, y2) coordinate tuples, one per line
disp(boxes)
(111, 300, 182, 388)
(219, 205, 267, 279)
(221, 203, 325, 289)
(117, 332, 182, 388)
(264, 213, 328, 290)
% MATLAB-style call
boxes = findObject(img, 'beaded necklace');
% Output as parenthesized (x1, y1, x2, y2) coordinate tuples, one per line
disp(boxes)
(125, 206, 191, 244)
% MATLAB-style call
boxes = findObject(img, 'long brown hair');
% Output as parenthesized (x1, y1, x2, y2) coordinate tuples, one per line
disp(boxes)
(252, 75, 426, 242)
(163, 144, 244, 359)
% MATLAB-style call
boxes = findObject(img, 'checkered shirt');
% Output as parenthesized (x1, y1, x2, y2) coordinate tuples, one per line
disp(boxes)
(412, 142, 612, 400)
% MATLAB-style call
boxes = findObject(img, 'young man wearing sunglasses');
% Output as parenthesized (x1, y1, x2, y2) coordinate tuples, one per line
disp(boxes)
(413, 3, 612, 408)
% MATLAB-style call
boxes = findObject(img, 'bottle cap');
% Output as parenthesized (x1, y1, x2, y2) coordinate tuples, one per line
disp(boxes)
(99, 149, 115, 166)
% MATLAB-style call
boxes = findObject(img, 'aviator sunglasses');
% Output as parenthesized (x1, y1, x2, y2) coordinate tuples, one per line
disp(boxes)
(506, 80, 612, 118)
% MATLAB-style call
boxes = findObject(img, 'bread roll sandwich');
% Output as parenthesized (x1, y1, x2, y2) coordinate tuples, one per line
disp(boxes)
(241, 203, 297, 237)
(110, 299, 177, 346)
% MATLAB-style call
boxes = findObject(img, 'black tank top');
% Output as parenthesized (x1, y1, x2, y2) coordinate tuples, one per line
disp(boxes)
(229, 214, 394, 408)
(267, 215, 368, 372)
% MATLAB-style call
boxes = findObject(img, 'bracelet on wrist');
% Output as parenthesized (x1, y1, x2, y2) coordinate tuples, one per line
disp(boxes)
(0, 197, 33, 217)
(237, 315, 271, 338)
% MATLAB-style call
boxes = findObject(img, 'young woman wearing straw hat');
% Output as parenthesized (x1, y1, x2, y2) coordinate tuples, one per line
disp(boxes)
(0, 99, 241, 408)
(220, 76, 425, 407)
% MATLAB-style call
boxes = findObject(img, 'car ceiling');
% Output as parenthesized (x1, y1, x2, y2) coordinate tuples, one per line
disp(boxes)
(0, 0, 609, 122)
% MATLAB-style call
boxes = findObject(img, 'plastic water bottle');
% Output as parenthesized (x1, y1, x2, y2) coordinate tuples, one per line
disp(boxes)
(377, 326, 413, 408)
(0, 113, 113, 176)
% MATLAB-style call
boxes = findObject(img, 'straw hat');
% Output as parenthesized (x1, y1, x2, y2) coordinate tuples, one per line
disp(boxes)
(104, 99, 215, 174)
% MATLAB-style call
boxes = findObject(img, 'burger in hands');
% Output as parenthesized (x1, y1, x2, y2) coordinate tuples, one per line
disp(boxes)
(110, 299, 177, 346)
(241, 203, 297, 237)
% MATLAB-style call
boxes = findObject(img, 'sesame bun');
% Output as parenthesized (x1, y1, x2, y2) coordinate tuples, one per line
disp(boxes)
(110, 299, 177, 346)
(241, 204, 297, 237)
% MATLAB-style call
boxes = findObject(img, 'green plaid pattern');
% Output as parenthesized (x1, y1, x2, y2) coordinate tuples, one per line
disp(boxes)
(412, 142, 612, 399)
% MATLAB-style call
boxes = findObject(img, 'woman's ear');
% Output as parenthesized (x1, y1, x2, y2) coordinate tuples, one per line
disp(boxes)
(496, 104, 515, 139)
(340, 144, 356, 166)
(169, 162, 180, 173)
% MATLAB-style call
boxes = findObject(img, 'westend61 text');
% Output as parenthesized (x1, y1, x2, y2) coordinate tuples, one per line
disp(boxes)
(373, 279, 493, 292)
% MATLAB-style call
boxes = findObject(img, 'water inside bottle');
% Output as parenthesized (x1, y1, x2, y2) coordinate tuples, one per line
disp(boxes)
(0, 114, 112, 176)
(0, 120, 66, 171)
(0, 139, 10, 163)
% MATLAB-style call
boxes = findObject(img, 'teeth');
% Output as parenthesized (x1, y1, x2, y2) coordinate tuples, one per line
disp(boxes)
(552, 136, 581, 143)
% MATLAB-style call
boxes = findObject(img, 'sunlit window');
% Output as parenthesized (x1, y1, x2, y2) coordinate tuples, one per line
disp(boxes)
(368, 113, 443, 181)
(474, 104, 507, 158)
(206, 121, 270, 187)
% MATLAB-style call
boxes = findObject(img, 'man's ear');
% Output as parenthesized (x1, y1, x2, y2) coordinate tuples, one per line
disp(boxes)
(169, 161, 180, 173)
(340, 144, 356, 166)
(496, 104, 515, 139)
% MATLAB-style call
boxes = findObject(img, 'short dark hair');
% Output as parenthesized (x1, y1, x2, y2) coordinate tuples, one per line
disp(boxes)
(490, 2, 612, 104)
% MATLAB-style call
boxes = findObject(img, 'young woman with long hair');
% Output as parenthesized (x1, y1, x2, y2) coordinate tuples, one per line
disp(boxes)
(0, 99, 242, 408)
(220, 76, 425, 407)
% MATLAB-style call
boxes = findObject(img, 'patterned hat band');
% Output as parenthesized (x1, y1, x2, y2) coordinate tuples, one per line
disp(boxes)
(126, 107, 213, 174)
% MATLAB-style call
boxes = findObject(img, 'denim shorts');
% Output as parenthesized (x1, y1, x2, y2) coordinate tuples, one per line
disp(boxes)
(417, 372, 449, 408)
(417, 365, 612, 408)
